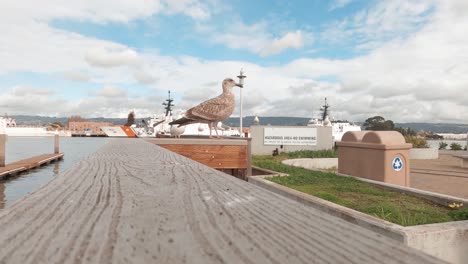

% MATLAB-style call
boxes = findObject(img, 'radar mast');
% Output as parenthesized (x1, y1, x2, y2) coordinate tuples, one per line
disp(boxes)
(162, 90, 174, 117)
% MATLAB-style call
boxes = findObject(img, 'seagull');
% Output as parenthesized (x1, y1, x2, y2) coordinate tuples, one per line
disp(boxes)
(169, 78, 242, 138)
(170, 114, 186, 138)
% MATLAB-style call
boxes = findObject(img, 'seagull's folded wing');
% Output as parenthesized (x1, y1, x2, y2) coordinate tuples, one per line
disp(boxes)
(187, 96, 233, 121)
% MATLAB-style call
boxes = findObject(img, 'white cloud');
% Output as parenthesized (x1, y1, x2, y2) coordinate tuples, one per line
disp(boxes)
(62, 71, 91, 82)
(329, 0, 353, 11)
(0, 86, 67, 116)
(85, 47, 141, 68)
(260, 31, 305, 56)
(211, 21, 310, 57)
(92, 86, 128, 98)
(322, 0, 435, 48)
(11, 86, 55, 96)
(0, 0, 212, 23)
(132, 70, 159, 85)
(162, 0, 212, 20)
(0, 85, 164, 118)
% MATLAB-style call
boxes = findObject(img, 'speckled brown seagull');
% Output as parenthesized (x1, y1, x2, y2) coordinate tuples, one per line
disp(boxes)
(169, 78, 242, 138)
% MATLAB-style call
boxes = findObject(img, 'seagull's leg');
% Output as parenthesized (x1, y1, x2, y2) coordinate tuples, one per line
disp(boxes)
(213, 122, 221, 139)
(208, 123, 213, 139)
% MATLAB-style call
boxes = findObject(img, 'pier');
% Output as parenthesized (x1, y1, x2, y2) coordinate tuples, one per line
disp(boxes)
(0, 153, 64, 179)
(0, 139, 442, 263)
(0, 132, 64, 179)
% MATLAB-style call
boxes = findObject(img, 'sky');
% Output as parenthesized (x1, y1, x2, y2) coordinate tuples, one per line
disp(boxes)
(0, 0, 467, 123)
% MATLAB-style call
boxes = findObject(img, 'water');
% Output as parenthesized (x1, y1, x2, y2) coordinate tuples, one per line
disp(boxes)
(427, 139, 467, 149)
(1, 137, 110, 208)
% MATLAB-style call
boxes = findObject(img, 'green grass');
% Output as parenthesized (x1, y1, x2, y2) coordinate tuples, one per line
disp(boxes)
(253, 150, 467, 226)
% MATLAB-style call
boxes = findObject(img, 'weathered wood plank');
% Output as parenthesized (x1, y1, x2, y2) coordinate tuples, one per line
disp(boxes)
(0, 139, 444, 264)
(159, 144, 247, 169)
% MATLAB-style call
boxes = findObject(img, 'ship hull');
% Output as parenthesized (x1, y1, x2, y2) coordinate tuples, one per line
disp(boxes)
(5, 127, 54, 137)
(101, 126, 137, 138)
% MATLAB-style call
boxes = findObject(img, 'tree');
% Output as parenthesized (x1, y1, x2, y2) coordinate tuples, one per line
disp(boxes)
(68, 115, 87, 122)
(394, 127, 416, 136)
(125, 111, 135, 126)
(51, 122, 64, 128)
(363, 116, 395, 131)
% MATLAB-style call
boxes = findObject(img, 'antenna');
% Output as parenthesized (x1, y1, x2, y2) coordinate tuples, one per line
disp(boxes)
(321, 97, 330, 121)
(162, 90, 175, 116)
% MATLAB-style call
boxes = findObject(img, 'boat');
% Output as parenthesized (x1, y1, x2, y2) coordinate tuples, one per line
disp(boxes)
(307, 98, 361, 141)
(0, 116, 62, 137)
(100, 125, 137, 138)
(132, 92, 176, 138)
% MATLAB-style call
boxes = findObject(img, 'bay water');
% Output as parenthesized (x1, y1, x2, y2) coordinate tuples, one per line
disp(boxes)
(1, 137, 110, 208)
(427, 139, 467, 149)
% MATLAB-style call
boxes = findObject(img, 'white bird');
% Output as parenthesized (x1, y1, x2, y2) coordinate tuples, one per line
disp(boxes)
(169, 78, 242, 138)
(170, 114, 186, 138)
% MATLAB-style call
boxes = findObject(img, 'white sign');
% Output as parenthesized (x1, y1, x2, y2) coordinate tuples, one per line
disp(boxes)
(264, 127, 317, 146)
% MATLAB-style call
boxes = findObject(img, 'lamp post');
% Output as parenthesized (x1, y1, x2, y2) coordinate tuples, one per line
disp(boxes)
(237, 68, 246, 137)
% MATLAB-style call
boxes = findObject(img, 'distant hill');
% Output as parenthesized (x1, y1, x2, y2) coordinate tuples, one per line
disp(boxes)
(10, 115, 129, 126)
(226, 117, 468, 134)
(224, 116, 311, 127)
(7, 115, 468, 134)
(395, 123, 468, 134)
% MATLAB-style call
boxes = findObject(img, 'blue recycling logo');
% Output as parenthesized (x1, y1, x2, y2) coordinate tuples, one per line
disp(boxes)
(392, 157, 403, 171)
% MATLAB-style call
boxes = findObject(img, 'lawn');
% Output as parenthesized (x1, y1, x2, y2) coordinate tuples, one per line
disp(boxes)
(253, 150, 467, 226)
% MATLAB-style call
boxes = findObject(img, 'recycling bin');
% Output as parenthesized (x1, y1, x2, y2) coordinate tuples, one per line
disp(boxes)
(337, 131, 412, 187)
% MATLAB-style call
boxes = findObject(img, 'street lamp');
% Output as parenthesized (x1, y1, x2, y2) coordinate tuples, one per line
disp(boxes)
(237, 68, 246, 137)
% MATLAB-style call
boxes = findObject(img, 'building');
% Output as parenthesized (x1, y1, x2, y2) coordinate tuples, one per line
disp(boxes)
(68, 121, 114, 135)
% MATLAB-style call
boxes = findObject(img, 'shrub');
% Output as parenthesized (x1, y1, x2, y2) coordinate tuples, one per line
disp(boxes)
(438, 142, 448, 150)
(450, 143, 462, 150)
(405, 136, 429, 148)
(464, 145, 467, 151)
(448, 209, 468, 221)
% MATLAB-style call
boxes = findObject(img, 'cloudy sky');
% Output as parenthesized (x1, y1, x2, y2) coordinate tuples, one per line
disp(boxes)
(0, 0, 467, 123)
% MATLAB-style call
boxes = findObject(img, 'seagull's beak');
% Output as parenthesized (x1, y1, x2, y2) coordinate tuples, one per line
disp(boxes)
(235, 83, 243, 88)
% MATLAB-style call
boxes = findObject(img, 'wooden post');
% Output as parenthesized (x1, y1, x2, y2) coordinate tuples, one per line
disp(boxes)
(54, 131, 59, 154)
(0, 134, 5, 167)
(247, 138, 252, 177)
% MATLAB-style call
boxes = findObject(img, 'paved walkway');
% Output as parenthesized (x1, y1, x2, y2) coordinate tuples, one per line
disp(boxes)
(0, 139, 442, 264)
(411, 153, 468, 199)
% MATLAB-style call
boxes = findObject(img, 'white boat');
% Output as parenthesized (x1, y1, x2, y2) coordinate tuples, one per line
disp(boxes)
(307, 98, 361, 141)
(100, 126, 137, 138)
(132, 114, 171, 138)
(0, 116, 62, 137)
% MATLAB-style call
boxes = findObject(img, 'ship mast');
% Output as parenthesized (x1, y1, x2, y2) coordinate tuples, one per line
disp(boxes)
(321, 97, 330, 121)
(162, 90, 175, 117)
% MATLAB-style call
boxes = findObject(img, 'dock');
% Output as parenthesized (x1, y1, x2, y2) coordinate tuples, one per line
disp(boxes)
(0, 153, 64, 179)
(0, 139, 443, 263)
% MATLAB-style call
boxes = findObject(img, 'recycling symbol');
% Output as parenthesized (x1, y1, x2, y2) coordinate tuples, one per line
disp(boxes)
(392, 157, 403, 171)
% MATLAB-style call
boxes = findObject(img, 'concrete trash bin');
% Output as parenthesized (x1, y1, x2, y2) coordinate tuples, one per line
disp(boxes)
(337, 131, 412, 187)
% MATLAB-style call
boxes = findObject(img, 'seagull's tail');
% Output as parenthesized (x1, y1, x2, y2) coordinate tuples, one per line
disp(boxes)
(169, 117, 195, 127)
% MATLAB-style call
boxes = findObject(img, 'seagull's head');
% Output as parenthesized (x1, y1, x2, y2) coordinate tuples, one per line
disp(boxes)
(222, 78, 242, 91)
